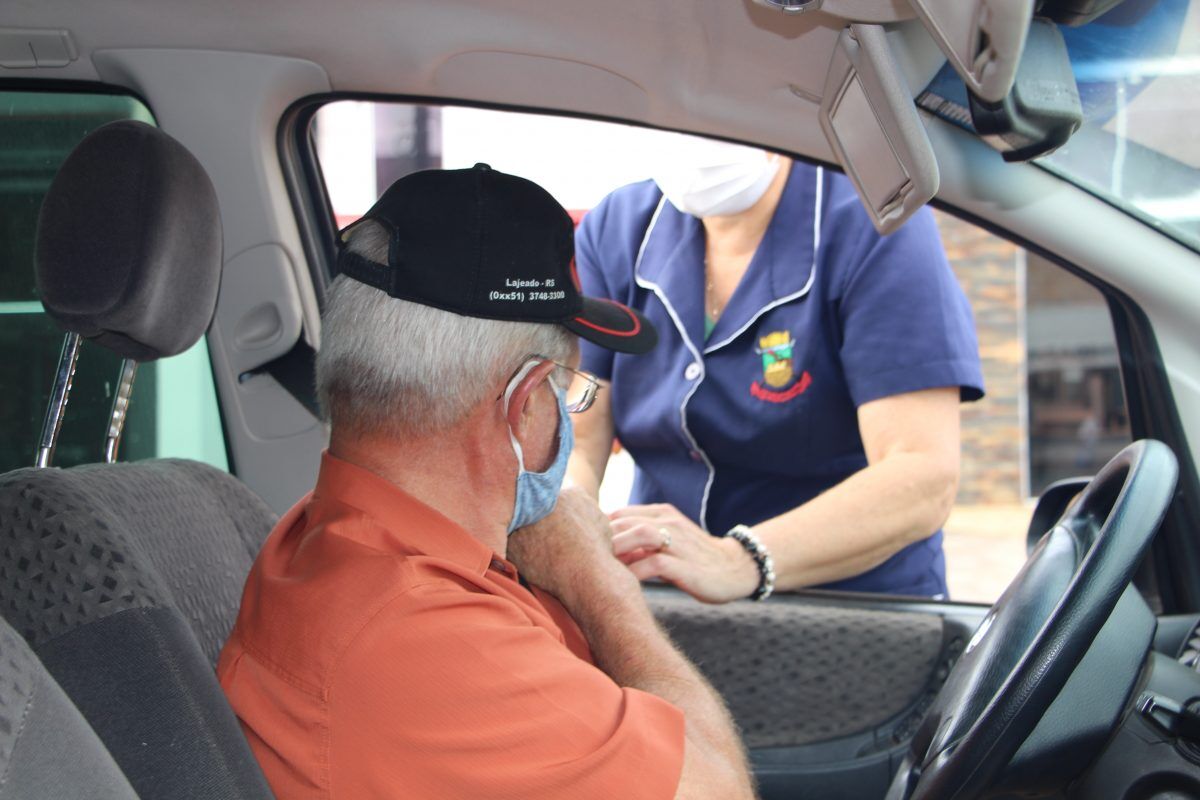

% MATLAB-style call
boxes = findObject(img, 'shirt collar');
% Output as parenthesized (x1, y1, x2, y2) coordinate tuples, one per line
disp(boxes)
(633, 198, 706, 349)
(312, 450, 495, 576)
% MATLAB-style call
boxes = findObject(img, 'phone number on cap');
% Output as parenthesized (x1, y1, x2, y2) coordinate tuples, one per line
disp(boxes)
(489, 290, 567, 302)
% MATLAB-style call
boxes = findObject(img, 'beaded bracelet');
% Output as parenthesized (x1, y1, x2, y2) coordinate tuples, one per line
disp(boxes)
(725, 524, 775, 601)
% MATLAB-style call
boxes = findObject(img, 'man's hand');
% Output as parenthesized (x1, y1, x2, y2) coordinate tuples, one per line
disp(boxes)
(508, 486, 639, 606)
(511, 490, 757, 800)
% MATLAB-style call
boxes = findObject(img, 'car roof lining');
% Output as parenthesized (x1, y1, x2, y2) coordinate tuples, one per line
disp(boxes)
(5, 0, 948, 167)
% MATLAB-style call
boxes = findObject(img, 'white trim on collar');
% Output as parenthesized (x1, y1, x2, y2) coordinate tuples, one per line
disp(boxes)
(703, 166, 823, 355)
(633, 196, 716, 531)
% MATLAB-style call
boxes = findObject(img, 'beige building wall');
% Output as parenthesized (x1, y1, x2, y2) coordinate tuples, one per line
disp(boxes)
(933, 212, 1030, 601)
(934, 210, 1027, 505)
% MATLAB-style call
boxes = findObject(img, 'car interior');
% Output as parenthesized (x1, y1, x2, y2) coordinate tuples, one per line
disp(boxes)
(1, 0, 1199, 798)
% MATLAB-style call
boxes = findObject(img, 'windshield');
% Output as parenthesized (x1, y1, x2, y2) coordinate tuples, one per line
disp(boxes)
(921, 0, 1200, 252)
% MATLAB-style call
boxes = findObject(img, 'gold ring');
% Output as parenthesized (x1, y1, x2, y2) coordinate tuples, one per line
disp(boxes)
(659, 527, 672, 551)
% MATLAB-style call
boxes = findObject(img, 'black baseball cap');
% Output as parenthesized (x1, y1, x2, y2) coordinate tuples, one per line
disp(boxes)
(336, 163, 657, 355)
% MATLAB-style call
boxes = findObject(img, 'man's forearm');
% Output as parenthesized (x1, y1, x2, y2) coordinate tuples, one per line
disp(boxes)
(507, 486, 756, 797)
(562, 580, 756, 799)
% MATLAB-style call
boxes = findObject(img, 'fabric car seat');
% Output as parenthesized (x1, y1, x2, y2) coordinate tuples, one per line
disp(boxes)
(0, 614, 137, 800)
(0, 120, 274, 798)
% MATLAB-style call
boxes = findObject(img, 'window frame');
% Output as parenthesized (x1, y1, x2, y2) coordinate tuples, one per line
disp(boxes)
(278, 94, 1200, 614)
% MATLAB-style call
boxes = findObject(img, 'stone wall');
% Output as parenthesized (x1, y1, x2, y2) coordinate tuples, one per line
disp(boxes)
(933, 210, 1026, 505)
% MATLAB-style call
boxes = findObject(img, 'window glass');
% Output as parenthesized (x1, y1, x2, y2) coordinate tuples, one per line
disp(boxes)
(1025, 254, 1129, 489)
(0, 90, 227, 472)
(312, 101, 1130, 603)
(941, 217, 1130, 602)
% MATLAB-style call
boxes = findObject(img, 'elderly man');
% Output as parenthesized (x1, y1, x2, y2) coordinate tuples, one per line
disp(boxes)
(218, 164, 756, 799)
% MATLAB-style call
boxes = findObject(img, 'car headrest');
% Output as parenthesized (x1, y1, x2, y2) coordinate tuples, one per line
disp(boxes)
(35, 120, 222, 362)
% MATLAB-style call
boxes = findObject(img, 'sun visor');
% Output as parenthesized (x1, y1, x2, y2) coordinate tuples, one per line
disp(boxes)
(819, 24, 939, 235)
(908, 0, 1034, 103)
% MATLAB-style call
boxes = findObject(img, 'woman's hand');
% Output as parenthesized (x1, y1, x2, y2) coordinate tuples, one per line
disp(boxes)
(609, 503, 760, 603)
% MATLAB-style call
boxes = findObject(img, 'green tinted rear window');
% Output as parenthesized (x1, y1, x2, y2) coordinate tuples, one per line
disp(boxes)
(0, 90, 227, 472)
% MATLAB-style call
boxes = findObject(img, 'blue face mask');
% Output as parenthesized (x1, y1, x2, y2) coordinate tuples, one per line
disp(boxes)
(504, 365, 574, 534)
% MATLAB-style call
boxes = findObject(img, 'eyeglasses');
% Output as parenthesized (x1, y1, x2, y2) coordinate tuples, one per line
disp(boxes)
(521, 354, 602, 414)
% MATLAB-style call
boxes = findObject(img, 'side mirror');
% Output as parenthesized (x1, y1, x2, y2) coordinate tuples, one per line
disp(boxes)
(1027, 476, 1092, 554)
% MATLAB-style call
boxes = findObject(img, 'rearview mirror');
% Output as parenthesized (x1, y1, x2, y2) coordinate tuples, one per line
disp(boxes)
(968, 18, 1082, 162)
(1038, 0, 1129, 27)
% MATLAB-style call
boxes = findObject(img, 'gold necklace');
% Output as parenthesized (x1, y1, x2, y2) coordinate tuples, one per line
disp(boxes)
(705, 258, 721, 319)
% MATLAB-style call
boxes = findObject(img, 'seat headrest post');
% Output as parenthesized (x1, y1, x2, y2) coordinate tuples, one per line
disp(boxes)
(35, 332, 83, 468)
(103, 359, 139, 463)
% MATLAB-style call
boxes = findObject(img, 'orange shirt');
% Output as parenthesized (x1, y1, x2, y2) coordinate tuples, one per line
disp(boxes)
(218, 452, 685, 799)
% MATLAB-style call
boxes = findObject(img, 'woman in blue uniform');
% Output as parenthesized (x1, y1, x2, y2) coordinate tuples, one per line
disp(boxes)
(566, 136, 984, 601)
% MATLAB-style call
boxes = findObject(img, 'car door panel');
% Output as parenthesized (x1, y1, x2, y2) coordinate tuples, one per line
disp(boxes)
(646, 586, 988, 799)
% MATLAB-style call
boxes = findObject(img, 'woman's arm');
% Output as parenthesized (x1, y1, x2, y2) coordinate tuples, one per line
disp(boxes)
(757, 385, 961, 589)
(565, 377, 615, 499)
(611, 386, 962, 601)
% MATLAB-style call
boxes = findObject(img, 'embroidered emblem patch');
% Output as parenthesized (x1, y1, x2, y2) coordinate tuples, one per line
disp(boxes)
(751, 330, 811, 403)
(756, 331, 794, 388)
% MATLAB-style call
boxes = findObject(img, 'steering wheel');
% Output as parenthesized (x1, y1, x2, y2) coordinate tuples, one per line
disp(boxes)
(886, 440, 1179, 800)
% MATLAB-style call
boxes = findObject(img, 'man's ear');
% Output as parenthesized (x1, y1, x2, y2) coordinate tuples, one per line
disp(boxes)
(504, 360, 556, 432)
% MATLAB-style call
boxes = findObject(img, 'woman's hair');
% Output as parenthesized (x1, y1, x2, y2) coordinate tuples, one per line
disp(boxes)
(316, 221, 574, 436)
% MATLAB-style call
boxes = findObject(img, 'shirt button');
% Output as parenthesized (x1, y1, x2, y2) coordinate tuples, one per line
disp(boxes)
(689, 450, 703, 462)
(684, 363, 702, 381)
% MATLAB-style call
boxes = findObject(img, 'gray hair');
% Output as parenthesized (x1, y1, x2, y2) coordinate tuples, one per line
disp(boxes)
(316, 221, 575, 436)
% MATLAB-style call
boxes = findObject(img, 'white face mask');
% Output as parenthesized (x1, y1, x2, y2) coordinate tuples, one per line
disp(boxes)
(650, 136, 781, 219)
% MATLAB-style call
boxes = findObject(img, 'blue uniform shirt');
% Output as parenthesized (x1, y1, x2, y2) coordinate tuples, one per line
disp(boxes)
(576, 163, 984, 597)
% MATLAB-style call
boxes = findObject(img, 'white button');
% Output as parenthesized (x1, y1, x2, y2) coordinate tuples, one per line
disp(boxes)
(684, 363, 702, 381)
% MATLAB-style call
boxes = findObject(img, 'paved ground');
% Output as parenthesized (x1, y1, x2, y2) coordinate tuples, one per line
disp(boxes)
(598, 451, 1032, 606)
